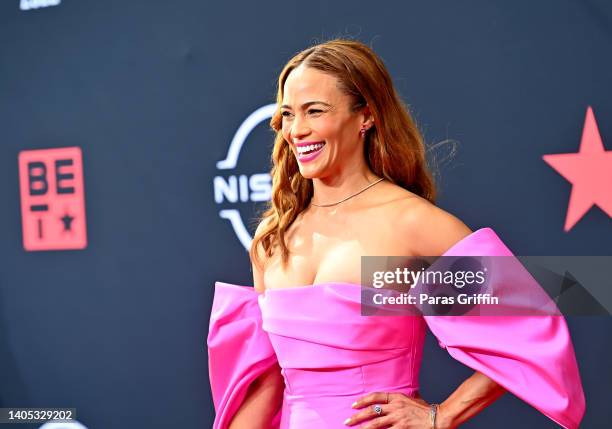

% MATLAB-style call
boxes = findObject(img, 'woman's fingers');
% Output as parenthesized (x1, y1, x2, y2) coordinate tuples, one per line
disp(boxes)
(346, 391, 433, 427)
(344, 402, 390, 426)
(359, 414, 397, 429)
(351, 391, 390, 409)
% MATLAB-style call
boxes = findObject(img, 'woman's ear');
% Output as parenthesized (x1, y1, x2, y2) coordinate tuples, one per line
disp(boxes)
(361, 105, 375, 130)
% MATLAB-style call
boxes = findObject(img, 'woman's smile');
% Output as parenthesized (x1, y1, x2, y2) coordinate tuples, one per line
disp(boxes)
(295, 141, 326, 162)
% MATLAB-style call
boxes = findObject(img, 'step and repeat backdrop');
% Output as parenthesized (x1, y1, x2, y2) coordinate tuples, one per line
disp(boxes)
(1, 1, 610, 428)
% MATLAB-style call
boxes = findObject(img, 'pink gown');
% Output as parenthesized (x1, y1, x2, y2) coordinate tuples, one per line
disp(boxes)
(207, 228, 585, 428)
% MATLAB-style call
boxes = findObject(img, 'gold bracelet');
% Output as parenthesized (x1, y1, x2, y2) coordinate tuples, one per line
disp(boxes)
(429, 403, 439, 429)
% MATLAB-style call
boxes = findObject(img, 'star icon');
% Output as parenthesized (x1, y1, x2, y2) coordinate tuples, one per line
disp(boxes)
(543, 106, 612, 231)
(61, 213, 75, 231)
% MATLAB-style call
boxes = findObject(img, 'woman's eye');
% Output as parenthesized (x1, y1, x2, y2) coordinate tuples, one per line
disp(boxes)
(281, 110, 321, 118)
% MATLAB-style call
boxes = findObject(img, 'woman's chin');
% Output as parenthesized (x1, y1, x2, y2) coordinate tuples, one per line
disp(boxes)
(299, 171, 316, 180)
(298, 166, 325, 180)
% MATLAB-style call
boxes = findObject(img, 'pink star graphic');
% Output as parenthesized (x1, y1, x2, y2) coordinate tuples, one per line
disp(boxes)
(543, 106, 612, 232)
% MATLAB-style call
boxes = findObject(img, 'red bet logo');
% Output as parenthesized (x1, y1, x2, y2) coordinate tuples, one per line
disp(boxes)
(18, 147, 87, 251)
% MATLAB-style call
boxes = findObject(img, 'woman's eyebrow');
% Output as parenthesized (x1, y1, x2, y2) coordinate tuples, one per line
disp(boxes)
(281, 101, 332, 110)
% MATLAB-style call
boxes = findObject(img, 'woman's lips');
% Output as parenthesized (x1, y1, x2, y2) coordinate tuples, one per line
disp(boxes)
(296, 142, 326, 162)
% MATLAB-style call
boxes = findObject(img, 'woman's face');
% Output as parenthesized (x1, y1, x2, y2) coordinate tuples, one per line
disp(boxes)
(281, 65, 366, 179)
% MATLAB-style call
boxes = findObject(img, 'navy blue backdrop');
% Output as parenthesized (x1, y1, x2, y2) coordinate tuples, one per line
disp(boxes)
(1, 1, 610, 428)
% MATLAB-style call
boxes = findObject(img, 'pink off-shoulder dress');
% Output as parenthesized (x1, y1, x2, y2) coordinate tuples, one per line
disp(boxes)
(207, 228, 586, 428)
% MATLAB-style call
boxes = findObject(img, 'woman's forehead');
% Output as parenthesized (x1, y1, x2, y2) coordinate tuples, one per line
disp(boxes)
(283, 66, 341, 105)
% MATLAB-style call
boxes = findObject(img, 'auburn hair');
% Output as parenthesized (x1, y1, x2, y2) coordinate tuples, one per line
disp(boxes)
(249, 39, 436, 272)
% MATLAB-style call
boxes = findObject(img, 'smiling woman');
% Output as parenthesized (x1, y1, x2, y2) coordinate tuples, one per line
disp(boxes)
(207, 39, 585, 429)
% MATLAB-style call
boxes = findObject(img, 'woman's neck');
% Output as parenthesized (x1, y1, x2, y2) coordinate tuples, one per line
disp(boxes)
(310, 167, 380, 208)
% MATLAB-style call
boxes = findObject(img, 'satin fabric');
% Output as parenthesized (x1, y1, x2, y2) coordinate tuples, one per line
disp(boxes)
(207, 227, 585, 428)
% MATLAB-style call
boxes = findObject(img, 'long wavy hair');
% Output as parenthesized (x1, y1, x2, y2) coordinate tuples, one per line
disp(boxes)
(249, 39, 437, 271)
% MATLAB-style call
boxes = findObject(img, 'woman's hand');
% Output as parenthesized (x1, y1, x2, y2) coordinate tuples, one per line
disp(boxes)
(343, 391, 450, 429)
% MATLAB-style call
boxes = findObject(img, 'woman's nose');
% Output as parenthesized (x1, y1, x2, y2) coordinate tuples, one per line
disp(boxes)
(290, 117, 310, 140)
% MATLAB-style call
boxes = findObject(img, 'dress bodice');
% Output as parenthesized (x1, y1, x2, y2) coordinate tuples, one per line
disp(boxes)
(259, 282, 426, 370)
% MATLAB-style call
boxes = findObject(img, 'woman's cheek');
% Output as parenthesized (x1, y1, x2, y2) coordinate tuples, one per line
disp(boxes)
(281, 129, 290, 143)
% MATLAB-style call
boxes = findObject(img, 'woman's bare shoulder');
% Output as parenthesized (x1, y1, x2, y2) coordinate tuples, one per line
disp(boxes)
(384, 188, 472, 257)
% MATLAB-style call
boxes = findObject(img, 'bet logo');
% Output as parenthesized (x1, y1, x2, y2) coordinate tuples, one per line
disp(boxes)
(18, 147, 87, 251)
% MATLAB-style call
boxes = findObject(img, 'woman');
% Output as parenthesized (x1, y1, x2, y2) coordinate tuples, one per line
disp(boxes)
(207, 39, 585, 428)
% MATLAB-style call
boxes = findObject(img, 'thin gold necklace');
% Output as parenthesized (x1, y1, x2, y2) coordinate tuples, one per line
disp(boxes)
(310, 177, 385, 207)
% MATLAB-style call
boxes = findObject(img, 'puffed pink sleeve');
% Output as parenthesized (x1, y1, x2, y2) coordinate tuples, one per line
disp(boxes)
(423, 228, 586, 429)
(207, 282, 281, 429)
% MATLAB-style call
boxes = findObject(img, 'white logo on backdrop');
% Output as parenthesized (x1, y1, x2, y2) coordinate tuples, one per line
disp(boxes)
(214, 104, 276, 250)
(20, 0, 61, 10)
(39, 420, 87, 429)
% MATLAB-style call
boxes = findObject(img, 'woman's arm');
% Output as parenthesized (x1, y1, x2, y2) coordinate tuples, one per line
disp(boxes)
(347, 198, 583, 428)
(227, 219, 284, 428)
(228, 362, 285, 428)
(437, 371, 506, 428)
(402, 197, 508, 427)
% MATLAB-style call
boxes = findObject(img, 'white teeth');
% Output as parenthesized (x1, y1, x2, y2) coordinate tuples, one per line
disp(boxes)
(297, 143, 325, 154)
